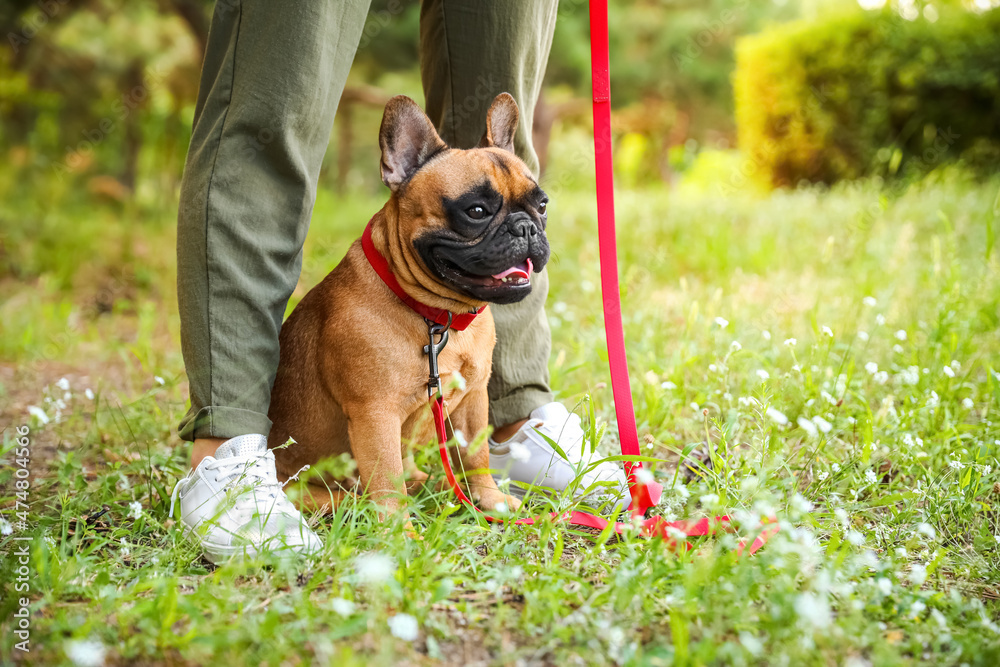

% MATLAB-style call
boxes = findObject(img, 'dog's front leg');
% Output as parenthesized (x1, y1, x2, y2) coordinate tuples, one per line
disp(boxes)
(448, 389, 522, 513)
(346, 408, 408, 519)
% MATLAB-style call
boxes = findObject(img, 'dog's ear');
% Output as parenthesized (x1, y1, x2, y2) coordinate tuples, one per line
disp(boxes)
(379, 95, 447, 192)
(478, 93, 519, 154)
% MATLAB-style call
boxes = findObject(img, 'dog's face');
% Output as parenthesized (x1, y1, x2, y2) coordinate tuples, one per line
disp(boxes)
(378, 94, 549, 305)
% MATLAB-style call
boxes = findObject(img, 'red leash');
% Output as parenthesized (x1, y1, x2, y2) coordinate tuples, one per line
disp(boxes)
(363, 0, 778, 554)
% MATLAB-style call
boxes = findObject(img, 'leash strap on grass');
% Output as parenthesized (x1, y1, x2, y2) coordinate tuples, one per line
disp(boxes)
(426, 0, 778, 555)
(433, 393, 777, 554)
(588, 0, 661, 515)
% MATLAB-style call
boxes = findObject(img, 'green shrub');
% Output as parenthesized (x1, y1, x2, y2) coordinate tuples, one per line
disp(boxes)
(734, 7, 1000, 188)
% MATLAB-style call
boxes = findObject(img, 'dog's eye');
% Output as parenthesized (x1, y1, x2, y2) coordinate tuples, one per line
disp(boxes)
(466, 205, 488, 220)
(538, 200, 548, 215)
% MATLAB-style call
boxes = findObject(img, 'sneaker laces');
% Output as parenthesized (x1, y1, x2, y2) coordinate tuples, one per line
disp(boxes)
(204, 450, 296, 514)
(535, 411, 590, 463)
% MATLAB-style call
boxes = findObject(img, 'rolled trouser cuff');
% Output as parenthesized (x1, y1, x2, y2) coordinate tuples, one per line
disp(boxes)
(177, 405, 273, 442)
(488, 387, 554, 430)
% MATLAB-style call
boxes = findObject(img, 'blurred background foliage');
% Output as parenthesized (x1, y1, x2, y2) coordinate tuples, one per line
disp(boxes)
(736, 4, 1000, 188)
(0, 0, 997, 214)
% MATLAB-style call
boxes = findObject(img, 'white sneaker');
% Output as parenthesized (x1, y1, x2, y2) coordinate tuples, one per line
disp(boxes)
(169, 434, 322, 563)
(489, 402, 630, 511)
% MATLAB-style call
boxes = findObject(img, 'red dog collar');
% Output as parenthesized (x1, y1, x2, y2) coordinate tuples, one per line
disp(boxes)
(361, 219, 484, 332)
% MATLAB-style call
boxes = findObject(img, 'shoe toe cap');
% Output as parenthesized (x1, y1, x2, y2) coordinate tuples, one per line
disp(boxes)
(233, 514, 322, 556)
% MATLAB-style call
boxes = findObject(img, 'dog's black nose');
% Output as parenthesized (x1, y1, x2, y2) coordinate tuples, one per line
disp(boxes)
(508, 217, 537, 238)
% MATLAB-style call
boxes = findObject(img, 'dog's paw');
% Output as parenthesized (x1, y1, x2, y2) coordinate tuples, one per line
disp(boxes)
(503, 494, 522, 512)
(479, 493, 521, 514)
(403, 520, 424, 541)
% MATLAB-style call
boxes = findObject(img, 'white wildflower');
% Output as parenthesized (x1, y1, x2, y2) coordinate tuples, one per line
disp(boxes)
(119, 538, 130, 557)
(857, 331, 869, 342)
(355, 552, 396, 584)
(962, 398, 974, 409)
(865, 362, 878, 375)
(832, 463, 841, 473)
(865, 470, 878, 484)
(0, 518, 12, 535)
(821, 390, 837, 405)
(739, 631, 764, 657)
(821, 326, 833, 337)
(27, 405, 50, 425)
(793, 364, 802, 372)
(784, 338, 797, 347)
(56, 377, 70, 391)
(875, 314, 886, 326)
(863, 296, 877, 307)
(635, 468, 655, 485)
(846, 530, 865, 545)
(388, 613, 419, 641)
(812, 416, 832, 433)
(817, 471, 829, 481)
(834, 507, 848, 525)
(64, 639, 106, 667)
(791, 494, 813, 513)
(660, 381, 677, 390)
(893, 344, 904, 354)
(762, 330, 772, 340)
(756, 369, 770, 381)
(916, 523, 936, 539)
(766, 407, 789, 425)
(794, 593, 832, 629)
(493, 501, 508, 514)
(331, 598, 355, 616)
(85, 388, 95, 400)
(128, 501, 142, 520)
(910, 563, 928, 587)
(895, 330, 907, 341)
(950, 360, 961, 371)
(873, 370, 889, 385)
(942, 366, 955, 378)
(699, 493, 719, 508)
(948, 460, 963, 471)
(876, 578, 892, 595)
(709, 364, 718, 373)
(509, 441, 531, 463)
(714, 317, 729, 328)
(730, 341, 742, 351)
(154, 376, 165, 385)
(797, 417, 818, 437)
(982, 465, 993, 476)
(666, 526, 689, 542)
(926, 391, 939, 408)
(897, 366, 920, 385)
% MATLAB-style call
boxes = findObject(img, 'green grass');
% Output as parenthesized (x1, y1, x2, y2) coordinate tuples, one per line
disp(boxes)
(2, 162, 1000, 665)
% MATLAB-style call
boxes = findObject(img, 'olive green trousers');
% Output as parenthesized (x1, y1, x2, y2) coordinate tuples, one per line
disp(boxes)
(177, 0, 558, 441)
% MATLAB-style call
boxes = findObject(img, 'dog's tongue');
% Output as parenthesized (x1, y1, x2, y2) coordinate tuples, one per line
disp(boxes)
(492, 258, 533, 281)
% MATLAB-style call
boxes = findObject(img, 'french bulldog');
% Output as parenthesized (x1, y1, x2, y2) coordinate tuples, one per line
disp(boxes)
(267, 93, 550, 523)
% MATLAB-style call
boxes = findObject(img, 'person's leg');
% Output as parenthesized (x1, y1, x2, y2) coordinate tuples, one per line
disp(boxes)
(177, 0, 372, 466)
(419, 0, 559, 431)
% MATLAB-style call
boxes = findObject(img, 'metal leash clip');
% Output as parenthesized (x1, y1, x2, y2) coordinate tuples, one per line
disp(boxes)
(423, 313, 452, 398)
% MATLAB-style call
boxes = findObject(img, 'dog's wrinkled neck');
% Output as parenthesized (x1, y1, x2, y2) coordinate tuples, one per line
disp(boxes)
(370, 200, 488, 315)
